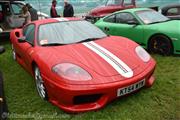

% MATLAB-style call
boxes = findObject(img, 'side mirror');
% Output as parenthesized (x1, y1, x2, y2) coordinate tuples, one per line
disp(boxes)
(0, 46, 5, 54)
(18, 36, 26, 43)
(15, 31, 20, 38)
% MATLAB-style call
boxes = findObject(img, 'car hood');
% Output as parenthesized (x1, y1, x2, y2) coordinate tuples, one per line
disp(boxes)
(38, 36, 142, 78)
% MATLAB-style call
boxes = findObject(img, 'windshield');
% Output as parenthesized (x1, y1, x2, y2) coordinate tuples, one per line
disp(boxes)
(38, 20, 107, 46)
(136, 10, 169, 24)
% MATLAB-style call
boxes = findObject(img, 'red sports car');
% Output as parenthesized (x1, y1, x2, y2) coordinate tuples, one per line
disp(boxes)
(10, 18, 156, 113)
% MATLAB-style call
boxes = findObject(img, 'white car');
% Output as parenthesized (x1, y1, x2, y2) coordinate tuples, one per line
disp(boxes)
(0, 0, 49, 38)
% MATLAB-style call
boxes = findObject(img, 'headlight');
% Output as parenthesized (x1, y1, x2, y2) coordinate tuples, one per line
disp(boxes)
(135, 46, 150, 62)
(52, 63, 92, 81)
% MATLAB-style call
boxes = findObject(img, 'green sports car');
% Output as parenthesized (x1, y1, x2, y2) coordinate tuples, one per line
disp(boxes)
(95, 8, 180, 55)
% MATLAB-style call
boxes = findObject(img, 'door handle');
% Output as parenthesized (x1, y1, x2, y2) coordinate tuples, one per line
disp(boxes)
(104, 27, 110, 32)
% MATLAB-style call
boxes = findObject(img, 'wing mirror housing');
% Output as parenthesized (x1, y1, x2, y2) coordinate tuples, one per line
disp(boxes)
(15, 31, 20, 38)
(18, 36, 26, 43)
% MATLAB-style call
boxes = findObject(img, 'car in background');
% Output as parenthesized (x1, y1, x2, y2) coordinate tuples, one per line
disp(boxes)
(161, 4, 180, 20)
(85, 0, 136, 22)
(95, 8, 180, 55)
(10, 17, 156, 113)
(0, 0, 49, 38)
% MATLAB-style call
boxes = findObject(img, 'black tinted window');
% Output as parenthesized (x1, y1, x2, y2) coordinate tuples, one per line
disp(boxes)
(23, 24, 35, 44)
(167, 7, 180, 16)
(115, 12, 136, 23)
(104, 15, 116, 23)
(1, 3, 11, 15)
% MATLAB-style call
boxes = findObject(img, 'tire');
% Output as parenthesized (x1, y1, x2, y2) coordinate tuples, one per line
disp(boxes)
(148, 35, 173, 55)
(34, 66, 48, 100)
(11, 44, 16, 60)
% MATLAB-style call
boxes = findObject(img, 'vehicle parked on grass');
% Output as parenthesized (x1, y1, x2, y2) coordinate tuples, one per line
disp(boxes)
(85, 0, 136, 22)
(160, 4, 180, 20)
(95, 8, 180, 55)
(10, 17, 156, 113)
(0, 0, 49, 38)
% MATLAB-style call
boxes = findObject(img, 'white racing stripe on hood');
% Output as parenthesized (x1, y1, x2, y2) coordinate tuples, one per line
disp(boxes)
(53, 18, 69, 21)
(83, 41, 133, 78)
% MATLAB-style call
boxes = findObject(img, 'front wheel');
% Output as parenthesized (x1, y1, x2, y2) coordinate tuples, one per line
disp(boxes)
(148, 35, 173, 55)
(34, 66, 48, 100)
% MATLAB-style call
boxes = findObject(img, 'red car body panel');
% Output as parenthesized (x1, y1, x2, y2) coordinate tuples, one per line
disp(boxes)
(10, 18, 156, 113)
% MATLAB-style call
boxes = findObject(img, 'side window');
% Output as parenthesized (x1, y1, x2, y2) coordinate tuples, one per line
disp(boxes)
(2, 3, 11, 15)
(23, 24, 35, 45)
(167, 8, 179, 16)
(104, 14, 116, 23)
(115, 13, 136, 24)
(11, 3, 22, 15)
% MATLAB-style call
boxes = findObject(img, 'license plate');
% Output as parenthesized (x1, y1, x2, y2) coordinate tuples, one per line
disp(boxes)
(117, 79, 145, 97)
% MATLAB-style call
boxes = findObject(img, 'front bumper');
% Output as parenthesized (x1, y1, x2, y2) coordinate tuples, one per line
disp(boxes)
(42, 61, 156, 113)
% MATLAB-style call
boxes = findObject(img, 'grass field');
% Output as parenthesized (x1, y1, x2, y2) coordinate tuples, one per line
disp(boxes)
(0, 41, 179, 120)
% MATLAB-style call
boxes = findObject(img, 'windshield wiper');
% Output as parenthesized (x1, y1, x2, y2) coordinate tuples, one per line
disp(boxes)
(79, 38, 96, 43)
(41, 43, 65, 46)
(77, 37, 107, 43)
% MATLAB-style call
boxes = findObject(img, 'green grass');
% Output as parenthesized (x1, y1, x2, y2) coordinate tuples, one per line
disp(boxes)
(0, 41, 179, 120)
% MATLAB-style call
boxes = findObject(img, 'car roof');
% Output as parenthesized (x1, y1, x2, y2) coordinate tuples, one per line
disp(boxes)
(32, 17, 82, 26)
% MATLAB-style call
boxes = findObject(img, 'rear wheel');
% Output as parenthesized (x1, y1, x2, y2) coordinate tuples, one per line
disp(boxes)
(34, 66, 48, 100)
(148, 35, 173, 55)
